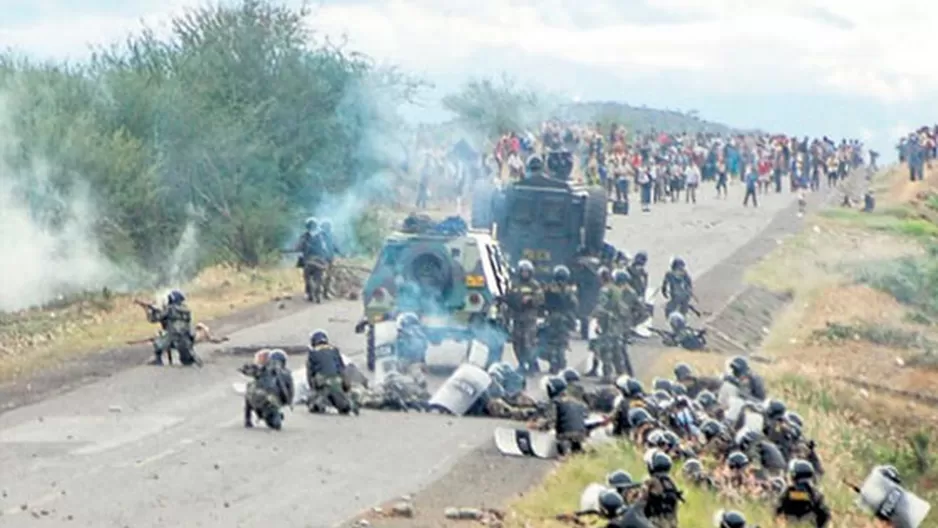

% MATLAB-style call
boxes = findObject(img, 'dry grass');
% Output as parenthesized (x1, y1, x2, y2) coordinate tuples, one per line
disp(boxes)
(507, 164, 938, 527)
(0, 259, 368, 382)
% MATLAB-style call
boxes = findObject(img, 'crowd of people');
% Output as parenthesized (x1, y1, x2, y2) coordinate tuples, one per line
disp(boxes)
(897, 125, 937, 182)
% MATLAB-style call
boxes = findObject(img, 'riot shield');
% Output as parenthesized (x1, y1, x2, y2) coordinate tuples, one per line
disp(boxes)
(427, 363, 492, 416)
(855, 467, 931, 528)
(372, 320, 397, 349)
(724, 396, 747, 425)
(743, 408, 765, 433)
(493, 428, 557, 459)
(578, 483, 607, 513)
(758, 441, 787, 471)
(290, 367, 311, 405)
(633, 292, 656, 338)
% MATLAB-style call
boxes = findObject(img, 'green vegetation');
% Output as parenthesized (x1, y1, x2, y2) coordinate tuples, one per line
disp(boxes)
(0, 0, 421, 282)
(854, 245, 938, 319)
(819, 208, 938, 239)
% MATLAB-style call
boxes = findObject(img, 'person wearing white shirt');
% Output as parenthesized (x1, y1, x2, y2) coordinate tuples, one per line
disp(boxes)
(684, 163, 701, 204)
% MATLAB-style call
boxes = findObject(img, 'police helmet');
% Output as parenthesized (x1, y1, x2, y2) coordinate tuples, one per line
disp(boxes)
(396, 312, 420, 330)
(735, 429, 760, 451)
(612, 268, 630, 285)
(671, 257, 685, 270)
(598, 266, 612, 282)
(627, 407, 653, 428)
(168, 289, 185, 305)
(553, 265, 571, 282)
(544, 376, 567, 399)
(764, 399, 787, 420)
(647, 450, 673, 474)
(652, 390, 672, 404)
(696, 390, 718, 409)
(560, 367, 580, 384)
(670, 384, 687, 397)
(727, 356, 750, 377)
(597, 489, 625, 518)
(768, 476, 786, 494)
(668, 311, 686, 328)
(614, 375, 641, 397)
(606, 469, 635, 490)
(878, 465, 901, 484)
(785, 411, 804, 428)
(320, 219, 332, 232)
(682, 458, 703, 476)
(517, 259, 535, 275)
(673, 362, 694, 381)
(645, 429, 667, 449)
(268, 349, 288, 366)
(713, 509, 747, 528)
(661, 431, 681, 451)
(726, 451, 750, 470)
(526, 155, 544, 174)
(309, 329, 329, 346)
(487, 362, 512, 380)
(652, 377, 673, 393)
(700, 419, 725, 441)
(253, 348, 271, 366)
(305, 216, 318, 230)
(788, 458, 815, 482)
(633, 251, 648, 266)
(786, 424, 803, 443)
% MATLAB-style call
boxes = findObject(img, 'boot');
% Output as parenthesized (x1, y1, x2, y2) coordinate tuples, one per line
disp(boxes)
(244, 402, 254, 428)
(148, 353, 164, 366)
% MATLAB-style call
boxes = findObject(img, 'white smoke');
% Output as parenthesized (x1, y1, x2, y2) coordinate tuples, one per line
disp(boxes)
(0, 130, 121, 312)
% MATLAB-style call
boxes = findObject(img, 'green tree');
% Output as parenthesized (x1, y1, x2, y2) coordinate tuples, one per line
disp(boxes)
(442, 73, 545, 140)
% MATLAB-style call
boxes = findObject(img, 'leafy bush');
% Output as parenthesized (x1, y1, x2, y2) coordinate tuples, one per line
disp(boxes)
(0, 0, 420, 285)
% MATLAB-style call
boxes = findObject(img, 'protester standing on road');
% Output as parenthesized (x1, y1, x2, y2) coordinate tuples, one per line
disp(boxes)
(715, 157, 728, 198)
(743, 166, 759, 207)
(684, 162, 700, 204)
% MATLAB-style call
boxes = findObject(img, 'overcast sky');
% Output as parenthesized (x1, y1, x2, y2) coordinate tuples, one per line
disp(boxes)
(3, 0, 936, 160)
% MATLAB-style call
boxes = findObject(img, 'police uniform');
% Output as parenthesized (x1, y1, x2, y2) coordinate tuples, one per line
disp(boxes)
(642, 474, 683, 528)
(306, 343, 355, 414)
(775, 481, 830, 527)
(507, 276, 545, 372)
(543, 395, 588, 456)
(542, 280, 578, 373)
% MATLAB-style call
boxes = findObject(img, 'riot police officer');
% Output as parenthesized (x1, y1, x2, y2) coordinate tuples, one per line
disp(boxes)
(394, 312, 429, 371)
(507, 259, 545, 374)
(661, 257, 693, 316)
(543, 265, 579, 373)
(611, 375, 648, 436)
(775, 459, 831, 527)
(727, 355, 767, 401)
(539, 376, 588, 456)
(627, 251, 649, 299)
(673, 362, 721, 398)
(642, 450, 684, 528)
(306, 330, 357, 415)
(713, 509, 750, 528)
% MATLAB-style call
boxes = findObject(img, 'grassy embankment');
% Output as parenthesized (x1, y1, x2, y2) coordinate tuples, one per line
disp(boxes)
(506, 164, 938, 527)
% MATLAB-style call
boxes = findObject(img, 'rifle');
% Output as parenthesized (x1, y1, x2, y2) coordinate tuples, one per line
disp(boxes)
(126, 336, 156, 346)
(134, 299, 158, 313)
(842, 478, 862, 494)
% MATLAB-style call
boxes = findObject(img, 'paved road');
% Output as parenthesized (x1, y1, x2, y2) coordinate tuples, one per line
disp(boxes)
(0, 186, 794, 528)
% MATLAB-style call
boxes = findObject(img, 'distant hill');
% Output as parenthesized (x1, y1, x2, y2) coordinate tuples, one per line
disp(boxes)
(555, 101, 748, 135)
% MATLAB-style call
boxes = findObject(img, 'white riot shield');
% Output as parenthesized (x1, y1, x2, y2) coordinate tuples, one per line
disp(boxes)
(855, 468, 931, 528)
(427, 363, 492, 416)
(372, 320, 397, 348)
(633, 290, 656, 338)
(578, 483, 607, 513)
(493, 428, 557, 459)
(743, 408, 765, 432)
(719, 380, 742, 412)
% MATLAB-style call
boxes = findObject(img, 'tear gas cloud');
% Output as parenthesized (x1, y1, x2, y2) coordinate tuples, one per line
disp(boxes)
(0, 95, 124, 312)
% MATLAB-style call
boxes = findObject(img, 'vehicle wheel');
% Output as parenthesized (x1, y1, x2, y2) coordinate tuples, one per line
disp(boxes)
(366, 326, 376, 372)
(583, 187, 608, 254)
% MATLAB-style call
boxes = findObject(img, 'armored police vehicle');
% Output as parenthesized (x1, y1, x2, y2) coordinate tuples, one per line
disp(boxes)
(355, 214, 512, 371)
(472, 150, 609, 337)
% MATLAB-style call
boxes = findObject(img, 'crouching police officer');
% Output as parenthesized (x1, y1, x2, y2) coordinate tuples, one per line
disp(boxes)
(306, 329, 358, 415)
(642, 450, 685, 528)
(537, 376, 588, 456)
(713, 509, 751, 528)
(775, 458, 831, 527)
(240, 349, 294, 430)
